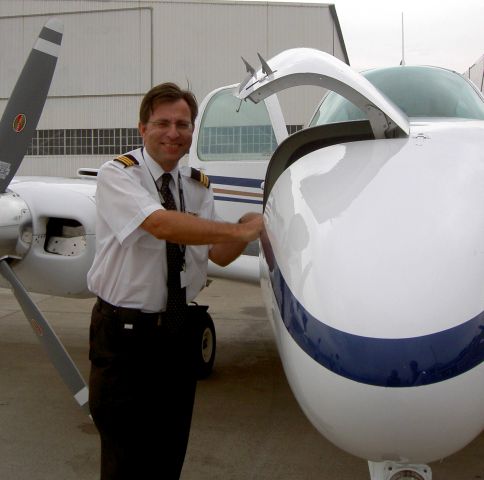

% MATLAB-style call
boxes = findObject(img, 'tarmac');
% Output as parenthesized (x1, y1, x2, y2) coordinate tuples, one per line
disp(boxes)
(0, 278, 482, 480)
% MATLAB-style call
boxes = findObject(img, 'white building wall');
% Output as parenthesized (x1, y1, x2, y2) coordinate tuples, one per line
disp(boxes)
(0, 0, 349, 176)
(0, 7, 152, 125)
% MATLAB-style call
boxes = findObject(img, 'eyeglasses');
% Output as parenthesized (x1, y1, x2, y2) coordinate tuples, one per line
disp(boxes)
(146, 120, 193, 132)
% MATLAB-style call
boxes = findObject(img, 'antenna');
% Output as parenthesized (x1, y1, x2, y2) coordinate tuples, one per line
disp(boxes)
(401, 12, 406, 66)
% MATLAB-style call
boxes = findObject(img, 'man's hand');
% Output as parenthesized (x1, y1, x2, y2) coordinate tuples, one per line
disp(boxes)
(238, 212, 262, 224)
(236, 213, 264, 243)
(209, 213, 264, 267)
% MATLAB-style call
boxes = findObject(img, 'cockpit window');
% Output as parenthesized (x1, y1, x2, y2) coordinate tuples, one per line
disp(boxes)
(310, 66, 484, 126)
(197, 88, 277, 161)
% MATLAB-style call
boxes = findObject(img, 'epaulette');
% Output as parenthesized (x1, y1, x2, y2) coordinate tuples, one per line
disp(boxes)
(113, 154, 139, 168)
(190, 167, 210, 188)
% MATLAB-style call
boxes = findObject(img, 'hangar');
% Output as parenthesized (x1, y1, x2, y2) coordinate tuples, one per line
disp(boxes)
(0, 0, 348, 177)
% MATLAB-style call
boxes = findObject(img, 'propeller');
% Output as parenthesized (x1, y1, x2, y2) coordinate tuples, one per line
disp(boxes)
(0, 18, 63, 192)
(0, 19, 90, 415)
(0, 261, 90, 415)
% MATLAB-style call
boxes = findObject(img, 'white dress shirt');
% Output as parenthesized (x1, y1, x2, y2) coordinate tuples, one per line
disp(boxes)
(87, 147, 218, 312)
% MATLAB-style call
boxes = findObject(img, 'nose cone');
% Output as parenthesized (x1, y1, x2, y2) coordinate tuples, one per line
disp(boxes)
(0, 191, 31, 259)
(262, 124, 484, 462)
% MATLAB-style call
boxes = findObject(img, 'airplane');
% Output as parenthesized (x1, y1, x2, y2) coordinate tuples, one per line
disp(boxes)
(1, 19, 483, 479)
(229, 49, 484, 479)
(188, 49, 484, 479)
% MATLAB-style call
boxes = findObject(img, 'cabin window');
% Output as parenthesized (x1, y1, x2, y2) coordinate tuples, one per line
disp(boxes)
(311, 66, 484, 126)
(197, 89, 277, 161)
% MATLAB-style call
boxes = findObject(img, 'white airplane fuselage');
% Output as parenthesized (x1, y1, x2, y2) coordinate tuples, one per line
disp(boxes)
(260, 119, 484, 463)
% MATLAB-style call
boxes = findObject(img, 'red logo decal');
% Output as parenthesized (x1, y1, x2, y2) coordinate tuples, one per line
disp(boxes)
(29, 318, 44, 337)
(13, 114, 26, 133)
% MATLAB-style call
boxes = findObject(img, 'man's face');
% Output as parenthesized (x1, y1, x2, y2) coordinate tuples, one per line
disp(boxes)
(139, 99, 193, 171)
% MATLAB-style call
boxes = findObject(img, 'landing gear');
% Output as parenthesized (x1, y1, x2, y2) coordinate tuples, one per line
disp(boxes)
(368, 461, 432, 480)
(195, 310, 216, 380)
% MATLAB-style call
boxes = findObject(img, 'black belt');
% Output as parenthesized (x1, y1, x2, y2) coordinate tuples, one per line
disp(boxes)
(96, 297, 162, 326)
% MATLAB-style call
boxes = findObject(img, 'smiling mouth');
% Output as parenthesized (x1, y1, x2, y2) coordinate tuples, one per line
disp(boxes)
(163, 143, 182, 149)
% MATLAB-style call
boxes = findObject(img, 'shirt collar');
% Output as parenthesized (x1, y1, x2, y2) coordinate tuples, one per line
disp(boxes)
(142, 148, 180, 189)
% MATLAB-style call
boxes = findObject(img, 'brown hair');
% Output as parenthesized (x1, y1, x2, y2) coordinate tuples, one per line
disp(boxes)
(139, 82, 198, 125)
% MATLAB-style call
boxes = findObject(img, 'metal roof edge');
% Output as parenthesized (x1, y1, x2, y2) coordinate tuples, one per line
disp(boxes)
(329, 4, 350, 66)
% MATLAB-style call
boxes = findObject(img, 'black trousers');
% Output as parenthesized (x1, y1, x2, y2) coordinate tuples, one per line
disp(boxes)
(89, 299, 197, 480)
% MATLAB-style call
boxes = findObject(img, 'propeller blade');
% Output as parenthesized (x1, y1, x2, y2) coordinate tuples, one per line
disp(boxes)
(0, 18, 63, 193)
(0, 260, 90, 416)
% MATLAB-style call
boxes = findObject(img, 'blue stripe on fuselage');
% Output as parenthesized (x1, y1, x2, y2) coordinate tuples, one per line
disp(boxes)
(214, 195, 262, 205)
(264, 245, 484, 387)
(208, 175, 263, 189)
(210, 175, 264, 205)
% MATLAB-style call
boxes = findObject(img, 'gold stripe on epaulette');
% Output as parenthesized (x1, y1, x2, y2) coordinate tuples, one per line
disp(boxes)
(200, 172, 210, 188)
(190, 167, 210, 188)
(114, 154, 139, 168)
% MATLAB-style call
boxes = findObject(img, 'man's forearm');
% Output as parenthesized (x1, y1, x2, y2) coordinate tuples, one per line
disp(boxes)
(141, 209, 260, 245)
(209, 240, 249, 267)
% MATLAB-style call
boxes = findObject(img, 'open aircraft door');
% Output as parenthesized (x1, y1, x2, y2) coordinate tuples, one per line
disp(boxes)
(237, 48, 409, 140)
(190, 47, 410, 224)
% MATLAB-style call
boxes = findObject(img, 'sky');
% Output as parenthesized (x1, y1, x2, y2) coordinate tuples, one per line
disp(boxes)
(309, 0, 484, 73)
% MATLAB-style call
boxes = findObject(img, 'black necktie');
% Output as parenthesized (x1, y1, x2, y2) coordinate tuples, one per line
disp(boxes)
(160, 173, 187, 330)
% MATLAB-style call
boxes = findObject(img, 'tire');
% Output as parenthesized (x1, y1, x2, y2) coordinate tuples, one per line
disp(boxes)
(195, 312, 216, 379)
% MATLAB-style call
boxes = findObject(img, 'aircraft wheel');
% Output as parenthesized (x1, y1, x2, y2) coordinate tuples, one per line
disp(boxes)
(195, 312, 216, 380)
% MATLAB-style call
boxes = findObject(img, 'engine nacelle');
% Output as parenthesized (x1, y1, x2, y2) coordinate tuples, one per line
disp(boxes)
(1, 178, 97, 298)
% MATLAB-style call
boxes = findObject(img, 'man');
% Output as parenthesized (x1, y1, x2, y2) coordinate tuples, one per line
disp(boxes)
(87, 82, 263, 479)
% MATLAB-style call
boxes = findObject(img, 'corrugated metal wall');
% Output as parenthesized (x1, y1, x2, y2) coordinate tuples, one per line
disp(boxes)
(0, 0, 348, 176)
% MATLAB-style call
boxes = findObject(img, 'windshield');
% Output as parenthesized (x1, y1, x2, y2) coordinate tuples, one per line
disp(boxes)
(311, 66, 484, 126)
